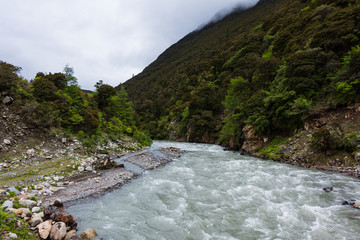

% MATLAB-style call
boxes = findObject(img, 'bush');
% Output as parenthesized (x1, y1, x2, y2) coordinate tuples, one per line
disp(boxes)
(310, 127, 356, 152)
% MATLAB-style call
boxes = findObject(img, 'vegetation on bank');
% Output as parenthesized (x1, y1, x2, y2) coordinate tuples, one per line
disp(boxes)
(0, 62, 152, 148)
(0, 208, 37, 240)
(123, 0, 360, 150)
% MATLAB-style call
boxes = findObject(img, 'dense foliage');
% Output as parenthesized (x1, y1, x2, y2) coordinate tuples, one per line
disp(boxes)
(0, 62, 151, 147)
(123, 0, 360, 148)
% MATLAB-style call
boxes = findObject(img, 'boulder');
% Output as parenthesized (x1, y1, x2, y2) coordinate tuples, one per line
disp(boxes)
(50, 222, 67, 240)
(19, 198, 37, 209)
(13, 208, 31, 218)
(64, 230, 77, 240)
(2, 96, 14, 104)
(37, 220, 52, 239)
(6, 187, 20, 195)
(323, 186, 333, 192)
(79, 228, 98, 240)
(2, 200, 13, 210)
(53, 198, 63, 208)
(55, 212, 77, 230)
(32, 206, 41, 213)
(8, 232, 17, 239)
(85, 166, 94, 172)
(29, 216, 43, 227)
(26, 149, 36, 157)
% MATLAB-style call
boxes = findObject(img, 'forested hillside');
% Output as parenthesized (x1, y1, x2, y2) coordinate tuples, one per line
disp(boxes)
(122, 0, 360, 150)
(0, 62, 151, 151)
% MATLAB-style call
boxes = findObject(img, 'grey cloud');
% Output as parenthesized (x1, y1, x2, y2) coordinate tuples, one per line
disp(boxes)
(0, 0, 258, 90)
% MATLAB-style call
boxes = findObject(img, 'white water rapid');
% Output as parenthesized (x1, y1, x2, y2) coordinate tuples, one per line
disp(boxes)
(68, 141, 360, 240)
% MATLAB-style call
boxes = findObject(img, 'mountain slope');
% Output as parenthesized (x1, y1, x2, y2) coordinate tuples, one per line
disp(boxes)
(122, 0, 360, 148)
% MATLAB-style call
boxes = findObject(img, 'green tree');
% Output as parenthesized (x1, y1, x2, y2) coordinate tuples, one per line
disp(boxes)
(63, 64, 78, 86)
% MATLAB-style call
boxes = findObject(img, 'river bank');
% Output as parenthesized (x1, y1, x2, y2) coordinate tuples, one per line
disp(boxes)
(240, 102, 360, 178)
(1, 143, 182, 239)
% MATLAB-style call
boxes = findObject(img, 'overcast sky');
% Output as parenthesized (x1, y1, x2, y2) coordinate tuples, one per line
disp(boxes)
(0, 0, 258, 90)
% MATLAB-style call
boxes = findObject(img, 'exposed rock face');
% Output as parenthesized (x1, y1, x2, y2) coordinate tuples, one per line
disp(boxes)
(241, 125, 267, 156)
(79, 228, 98, 240)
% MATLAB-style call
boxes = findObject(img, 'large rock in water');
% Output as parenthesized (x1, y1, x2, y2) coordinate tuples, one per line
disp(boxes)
(79, 228, 98, 240)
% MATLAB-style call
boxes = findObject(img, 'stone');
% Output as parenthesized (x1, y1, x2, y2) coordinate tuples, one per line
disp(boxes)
(8, 232, 17, 239)
(55, 212, 77, 230)
(2, 200, 13, 210)
(69, 236, 83, 240)
(29, 216, 43, 227)
(64, 230, 77, 240)
(353, 203, 360, 209)
(27, 149, 36, 157)
(3, 139, 11, 145)
(2, 96, 14, 104)
(19, 198, 37, 209)
(79, 228, 98, 240)
(6, 187, 20, 195)
(50, 222, 67, 240)
(32, 206, 41, 213)
(342, 199, 356, 206)
(323, 186, 333, 192)
(37, 220, 52, 239)
(78, 166, 84, 172)
(53, 198, 63, 208)
(85, 166, 93, 171)
(13, 208, 31, 217)
(34, 212, 45, 219)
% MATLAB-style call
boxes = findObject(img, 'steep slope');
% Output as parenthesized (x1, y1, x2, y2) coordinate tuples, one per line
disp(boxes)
(122, 0, 288, 140)
(123, 0, 360, 149)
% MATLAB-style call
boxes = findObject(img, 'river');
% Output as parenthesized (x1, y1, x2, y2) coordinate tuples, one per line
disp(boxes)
(68, 141, 360, 240)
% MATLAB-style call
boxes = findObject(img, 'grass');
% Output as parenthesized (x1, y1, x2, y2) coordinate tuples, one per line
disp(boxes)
(0, 157, 76, 187)
(258, 136, 289, 159)
(0, 209, 37, 240)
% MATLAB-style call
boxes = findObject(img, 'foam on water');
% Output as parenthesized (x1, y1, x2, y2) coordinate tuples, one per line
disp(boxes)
(68, 141, 360, 240)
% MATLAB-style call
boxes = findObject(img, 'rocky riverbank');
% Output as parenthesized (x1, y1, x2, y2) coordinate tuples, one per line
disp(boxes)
(1, 146, 182, 239)
(241, 103, 360, 177)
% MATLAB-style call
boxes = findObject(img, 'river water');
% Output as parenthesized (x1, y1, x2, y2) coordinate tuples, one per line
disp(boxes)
(68, 141, 360, 240)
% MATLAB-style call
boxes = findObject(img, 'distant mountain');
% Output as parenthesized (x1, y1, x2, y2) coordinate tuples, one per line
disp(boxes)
(122, 0, 360, 149)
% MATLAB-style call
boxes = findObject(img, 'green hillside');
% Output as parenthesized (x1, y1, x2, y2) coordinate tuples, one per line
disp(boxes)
(122, 0, 360, 149)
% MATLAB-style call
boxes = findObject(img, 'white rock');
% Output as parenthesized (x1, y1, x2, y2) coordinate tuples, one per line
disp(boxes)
(50, 222, 67, 240)
(78, 166, 85, 172)
(29, 216, 43, 227)
(3, 139, 11, 145)
(2, 200, 13, 210)
(37, 220, 52, 239)
(26, 149, 36, 157)
(85, 166, 93, 171)
(32, 206, 41, 213)
(19, 198, 37, 209)
(8, 232, 17, 239)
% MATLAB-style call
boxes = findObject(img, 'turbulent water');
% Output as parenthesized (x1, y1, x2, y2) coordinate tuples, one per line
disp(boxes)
(68, 142, 360, 240)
